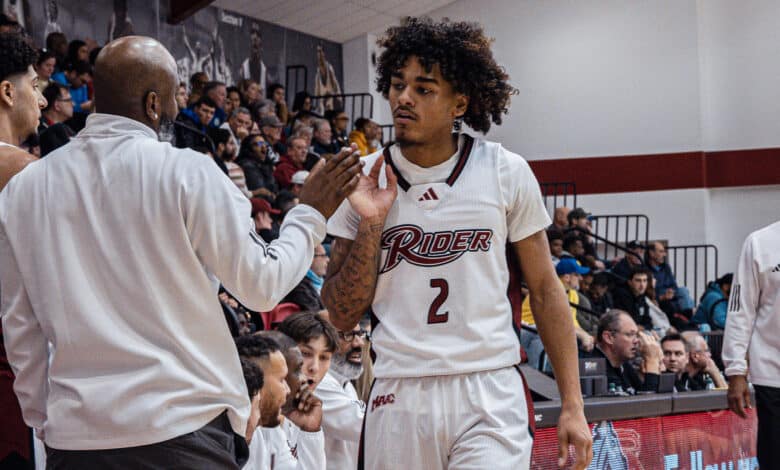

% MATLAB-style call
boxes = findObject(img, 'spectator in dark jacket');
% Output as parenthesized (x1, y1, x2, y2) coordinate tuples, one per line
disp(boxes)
(646, 241, 695, 316)
(612, 241, 645, 280)
(613, 267, 653, 330)
(236, 133, 278, 200)
(174, 96, 216, 151)
(584, 272, 613, 316)
(283, 244, 328, 311)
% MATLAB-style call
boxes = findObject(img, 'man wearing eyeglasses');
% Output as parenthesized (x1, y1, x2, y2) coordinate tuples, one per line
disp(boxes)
(316, 322, 368, 470)
(588, 310, 661, 395)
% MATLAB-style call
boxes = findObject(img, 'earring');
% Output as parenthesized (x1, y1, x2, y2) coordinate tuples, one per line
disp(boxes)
(153, 113, 158, 120)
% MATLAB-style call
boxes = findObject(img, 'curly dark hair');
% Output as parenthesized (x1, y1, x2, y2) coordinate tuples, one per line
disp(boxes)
(0, 33, 38, 83)
(240, 357, 264, 400)
(375, 17, 516, 134)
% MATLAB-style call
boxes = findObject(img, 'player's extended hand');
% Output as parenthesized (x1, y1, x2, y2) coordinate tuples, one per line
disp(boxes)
(347, 154, 398, 221)
(727, 375, 752, 418)
(299, 144, 363, 219)
(557, 405, 592, 469)
(286, 383, 323, 432)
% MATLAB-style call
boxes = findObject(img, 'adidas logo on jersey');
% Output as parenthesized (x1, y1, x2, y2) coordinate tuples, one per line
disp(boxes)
(380, 224, 494, 273)
(418, 187, 439, 202)
(772, 263, 780, 273)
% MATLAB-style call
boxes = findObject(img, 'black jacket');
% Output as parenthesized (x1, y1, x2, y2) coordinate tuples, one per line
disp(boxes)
(236, 155, 278, 195)
(612, 284, 652, 330)
(283, 277, 324, 312)
(588, 347, 659, 395)
(174, 111, 212, 152)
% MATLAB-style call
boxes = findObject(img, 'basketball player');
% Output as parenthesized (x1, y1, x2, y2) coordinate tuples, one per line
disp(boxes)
(323, 18, 592, 469)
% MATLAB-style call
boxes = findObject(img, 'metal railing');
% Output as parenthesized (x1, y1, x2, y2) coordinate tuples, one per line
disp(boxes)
(589, 214, 649, 261)
(311, 93, 373, 124)
(378, 124, 394, 145)
(666, 244, 719, 305)
(540, 182, 577, 217)
(285, 65, 308, 105)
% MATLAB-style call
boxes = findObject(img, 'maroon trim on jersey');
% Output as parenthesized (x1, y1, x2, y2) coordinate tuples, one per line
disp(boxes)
(514, 364, 536, 438)
(383, 146, 411, 192)
(383, 134, 476, 192)
(446, 134, 475, 187)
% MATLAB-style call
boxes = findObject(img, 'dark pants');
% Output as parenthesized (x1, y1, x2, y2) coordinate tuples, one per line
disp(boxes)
(755, 384, 780, 468)
(45, 412, 248, 470)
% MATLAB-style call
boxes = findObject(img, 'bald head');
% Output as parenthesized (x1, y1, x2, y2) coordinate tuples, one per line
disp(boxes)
(94, 36, 178, 131)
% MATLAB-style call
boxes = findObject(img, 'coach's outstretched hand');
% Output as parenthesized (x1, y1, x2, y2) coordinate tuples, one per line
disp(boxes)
(300, 144, 363, 219)
(347, 154, 398, 221)
(557, 405, 592, 469)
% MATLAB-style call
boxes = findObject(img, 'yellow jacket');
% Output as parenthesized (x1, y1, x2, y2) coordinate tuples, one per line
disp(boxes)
(521, 280, 581, 328)
(349, 130, 376, 156)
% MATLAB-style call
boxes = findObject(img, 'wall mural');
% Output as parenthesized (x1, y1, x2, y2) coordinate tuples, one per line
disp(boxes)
(12, 0, 343, 101)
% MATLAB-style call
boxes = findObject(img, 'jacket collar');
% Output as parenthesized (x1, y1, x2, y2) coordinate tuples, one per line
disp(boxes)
(79, 113, 158, 140)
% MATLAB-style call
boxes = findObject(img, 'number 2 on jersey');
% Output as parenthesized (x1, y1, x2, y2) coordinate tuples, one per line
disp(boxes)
(427, 279, 449, 324)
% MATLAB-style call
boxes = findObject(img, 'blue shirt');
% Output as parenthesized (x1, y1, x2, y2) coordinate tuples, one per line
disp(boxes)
(52, 71, 90, 114)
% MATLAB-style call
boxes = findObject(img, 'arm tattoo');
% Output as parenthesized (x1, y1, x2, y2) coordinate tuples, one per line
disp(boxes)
(322, 222, 384, 330)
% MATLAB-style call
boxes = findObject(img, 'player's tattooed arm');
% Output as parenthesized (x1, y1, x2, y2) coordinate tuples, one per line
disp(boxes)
(321, 223, 384, 331)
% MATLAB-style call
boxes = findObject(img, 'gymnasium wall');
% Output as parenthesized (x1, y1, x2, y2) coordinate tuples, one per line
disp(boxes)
(397, 0, 780, 273)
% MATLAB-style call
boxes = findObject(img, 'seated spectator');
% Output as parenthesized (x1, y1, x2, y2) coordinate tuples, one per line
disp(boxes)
(35, 49, 57, 93)
(67, 39, 89, 65)
(39, 83, 75, 156)
(552, 206, 570, 231)
(275, 190, 299, 220)
(52, 59, 93, 114)
(584, 272, 613, 316)
(348, 117, 377, 156)
(613, 267, 654, 330)
(291, 91, 312, 122)
(316, 320, 367, 470)
(283, 244, 328, 312)
(175, 82, 188, 111)
(225, 85, 242, 117)
(587, 310, 661, 394)
(251, 198, 280, 242)
(0, 13, 20, 34)
(291, 171, 309, 197)
(46, 31, 69, 71)
(260, 114, 284, 162)
(326, 109, 349, 148)
(646, 241, 695, 317)
(238, 78, 261, 108)
(267, 83, 289, 123)
(210, 128, 250, 197)
(660, 333, 689, 391)
(681, 331, 727, 389)
(612, 241, 645, 280)
(222, 107, 253, 151)
(236, 335, 289, 470)
(547, 228, 564, 265)
(175, 95, 216, 151)
(692, 273, 733, 330)
(290, 124, 323, 171)
(237, 134, 278, 200)
(561, 233, 585, 264)
(274, 136, 308, 190)
(203, 81, 228, 127)
(257, 331, 326, 470)
(567, 208, 605, 270)
(520, 258, 595, 368)
(311, 118, 338, 156)
(188, 71, 208, 105)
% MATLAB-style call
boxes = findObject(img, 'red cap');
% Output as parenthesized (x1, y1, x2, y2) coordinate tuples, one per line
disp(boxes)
(251, 198, 281, 216)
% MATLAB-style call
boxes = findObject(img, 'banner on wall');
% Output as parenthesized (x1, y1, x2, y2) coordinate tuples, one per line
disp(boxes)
(532, 410, 758, 470)
(14, 0, 343, 98)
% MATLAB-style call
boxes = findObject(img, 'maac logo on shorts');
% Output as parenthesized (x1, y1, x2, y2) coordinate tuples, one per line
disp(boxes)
(379, 224, 493, 273)
(371, 393, 396, 412)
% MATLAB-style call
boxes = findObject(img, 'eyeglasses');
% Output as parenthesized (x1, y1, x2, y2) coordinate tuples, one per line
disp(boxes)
(338, 329, 369, 342)
(611, 330, 638, 339)
(253, 141, 268, 151)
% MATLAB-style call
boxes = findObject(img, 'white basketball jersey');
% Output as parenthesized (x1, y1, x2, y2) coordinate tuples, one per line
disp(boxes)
(327, 134, 551, 378)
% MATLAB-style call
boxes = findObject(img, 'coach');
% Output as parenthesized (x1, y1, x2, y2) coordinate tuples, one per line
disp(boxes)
(0, 36, 361, 468)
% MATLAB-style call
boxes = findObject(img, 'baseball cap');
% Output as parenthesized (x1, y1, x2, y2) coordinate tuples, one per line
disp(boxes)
(291, 170, 309, 185)
(626, 240, 646, 250)
(260, 114, 284, 128)
(251, 198, 281, 216)
(556, 258, 590, 276)
(568, 207, 592, 221)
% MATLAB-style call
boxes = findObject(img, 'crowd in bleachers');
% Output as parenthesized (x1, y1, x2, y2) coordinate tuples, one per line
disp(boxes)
(519, 205, 733, 395)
